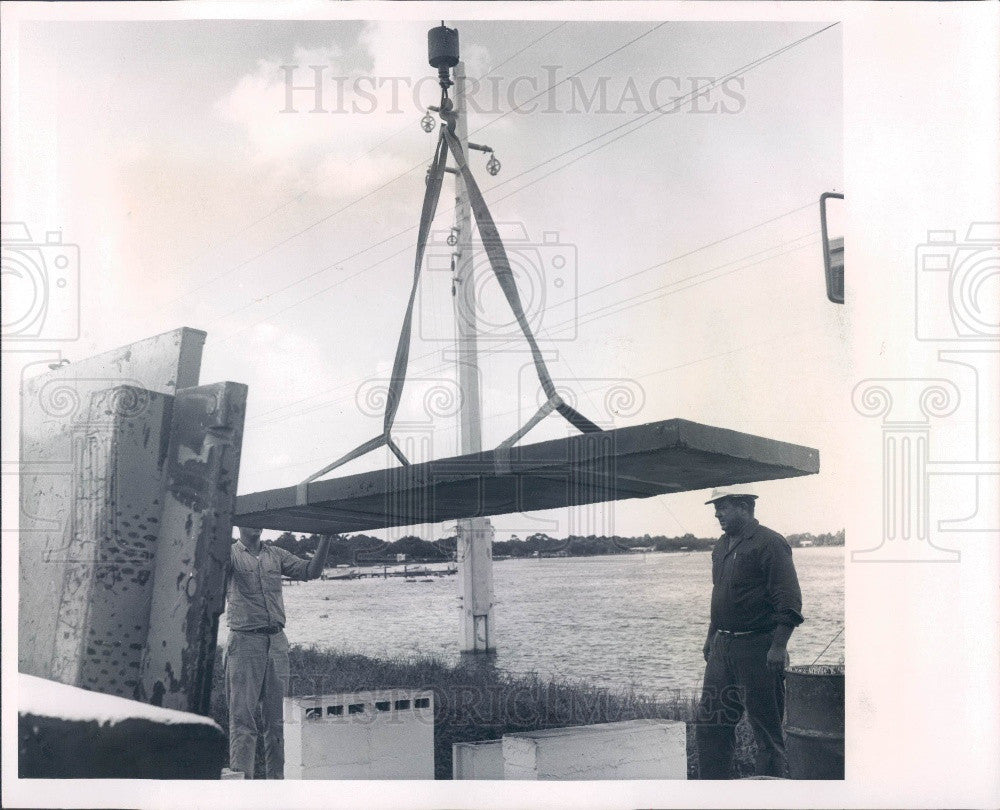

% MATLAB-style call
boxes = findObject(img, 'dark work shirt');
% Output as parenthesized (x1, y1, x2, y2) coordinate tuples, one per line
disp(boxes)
(709, 519, 804, 633)
(225, 541, 311, 631)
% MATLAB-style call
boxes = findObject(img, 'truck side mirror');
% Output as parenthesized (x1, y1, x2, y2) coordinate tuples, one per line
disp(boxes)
(820, 192, 844, 304)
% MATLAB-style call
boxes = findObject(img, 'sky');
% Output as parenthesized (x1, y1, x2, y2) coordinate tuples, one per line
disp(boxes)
(4, 19, 844, 540)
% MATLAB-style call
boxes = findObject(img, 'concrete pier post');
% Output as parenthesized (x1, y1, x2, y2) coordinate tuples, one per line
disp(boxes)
(451, 60, 495, 653)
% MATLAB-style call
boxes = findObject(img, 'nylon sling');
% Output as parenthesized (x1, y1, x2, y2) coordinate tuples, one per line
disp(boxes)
(297, 125, 600, 507)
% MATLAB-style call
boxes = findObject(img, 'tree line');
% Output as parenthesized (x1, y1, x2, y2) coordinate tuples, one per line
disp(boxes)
(267, 529, 845, 565)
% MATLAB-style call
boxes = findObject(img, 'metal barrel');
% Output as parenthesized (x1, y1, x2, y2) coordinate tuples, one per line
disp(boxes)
(784, 664, 845, 779)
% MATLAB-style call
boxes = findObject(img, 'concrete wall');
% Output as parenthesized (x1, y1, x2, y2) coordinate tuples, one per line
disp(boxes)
(501, 719, 687, 780)
(284, 690, 435, 779)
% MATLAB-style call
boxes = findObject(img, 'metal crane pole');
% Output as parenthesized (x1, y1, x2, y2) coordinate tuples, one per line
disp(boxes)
(451, 61, 496, 654)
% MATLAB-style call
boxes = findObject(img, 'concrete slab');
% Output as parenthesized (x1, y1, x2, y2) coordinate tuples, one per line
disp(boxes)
(140, 382, 248, 713)
(453, 740, 504, 779)
(18, 673, 225, 779)
(236, 419, 819, 534)
(501, 719, 687, 779)
(19, 328, 205, 679)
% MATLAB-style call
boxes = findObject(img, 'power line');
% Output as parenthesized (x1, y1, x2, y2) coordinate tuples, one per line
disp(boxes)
(487, 24, 839, 205)
(203, 24, 668, 319)
(165, 22, 575, 306)
(243, 202, 818, 423)
(467, 22, 669, 136)
(480, 22, 570, 75)
(249, 233, 818, 430)
(253, 317, 825, 478)
(210, 24, 836, 344)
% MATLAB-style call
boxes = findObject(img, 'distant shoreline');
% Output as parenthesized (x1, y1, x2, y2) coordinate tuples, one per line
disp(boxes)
(269, 529, 845, 568)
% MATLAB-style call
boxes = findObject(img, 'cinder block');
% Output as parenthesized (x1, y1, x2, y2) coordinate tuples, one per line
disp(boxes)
(501, 719, 687, 780)
(18, 673, 225, 779)
(140, 382, 247, 713)
(284, 690, 434, 779)
(453, 739, 504, 780)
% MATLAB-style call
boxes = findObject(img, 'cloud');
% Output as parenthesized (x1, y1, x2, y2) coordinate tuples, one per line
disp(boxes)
(215, 22, 495, 201)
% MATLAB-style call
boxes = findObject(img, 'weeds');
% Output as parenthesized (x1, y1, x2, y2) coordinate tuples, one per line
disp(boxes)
(210, 645, 757, 779)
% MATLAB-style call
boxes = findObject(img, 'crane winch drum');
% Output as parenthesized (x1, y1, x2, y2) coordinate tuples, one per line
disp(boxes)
(428, 23, 460, 93)
(428, 24, 460, 69)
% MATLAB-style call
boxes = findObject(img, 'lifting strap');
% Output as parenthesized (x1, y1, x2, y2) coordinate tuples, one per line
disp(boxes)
(441, 127, 601, 445)
(297, 125, 600, 506)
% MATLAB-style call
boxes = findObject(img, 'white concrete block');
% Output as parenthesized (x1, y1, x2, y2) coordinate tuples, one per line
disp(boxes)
(284, 689, 434, 779)
(453, 740, 504, 780)
(501, 719, 687, 780)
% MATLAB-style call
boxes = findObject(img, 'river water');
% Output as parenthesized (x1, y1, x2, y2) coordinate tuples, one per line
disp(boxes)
(222, 547, 843, 696)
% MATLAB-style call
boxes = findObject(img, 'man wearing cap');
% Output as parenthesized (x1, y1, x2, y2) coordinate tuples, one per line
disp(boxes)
(225, 527, 332, 779)
(695, 487, 803, 779)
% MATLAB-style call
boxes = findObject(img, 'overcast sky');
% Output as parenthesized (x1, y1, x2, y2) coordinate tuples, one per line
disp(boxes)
(6, 19, 844, 540)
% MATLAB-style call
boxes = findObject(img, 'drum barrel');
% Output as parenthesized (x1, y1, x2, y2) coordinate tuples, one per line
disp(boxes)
(785, 664, 845, 779)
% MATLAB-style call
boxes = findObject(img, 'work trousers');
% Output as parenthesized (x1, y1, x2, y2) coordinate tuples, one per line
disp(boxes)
(695, 630, 788, 779)
(225, 629, 290, 779)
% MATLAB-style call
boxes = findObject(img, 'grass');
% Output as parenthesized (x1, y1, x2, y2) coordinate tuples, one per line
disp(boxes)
(210, 645, 758, 779)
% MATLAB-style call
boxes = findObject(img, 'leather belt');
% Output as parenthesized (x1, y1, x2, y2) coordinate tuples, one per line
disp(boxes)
(716, 628, 768, 637)
(236, 626, 282, 635)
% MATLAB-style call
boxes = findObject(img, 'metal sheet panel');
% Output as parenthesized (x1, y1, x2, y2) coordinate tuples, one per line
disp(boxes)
(140, 382, 247, 714)
(48, 386, 173, 696)
(235, 419, 820, 534)
(19, 328, 204, 680)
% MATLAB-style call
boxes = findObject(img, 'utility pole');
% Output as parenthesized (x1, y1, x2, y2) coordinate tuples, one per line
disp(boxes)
(451, 60, 496, 654)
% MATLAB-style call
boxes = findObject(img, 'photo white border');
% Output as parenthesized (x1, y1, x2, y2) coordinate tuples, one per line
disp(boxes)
(2, 1, 998, 808)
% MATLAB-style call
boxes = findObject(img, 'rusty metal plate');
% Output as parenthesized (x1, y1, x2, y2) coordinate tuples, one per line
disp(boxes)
(235, 419, 819, 534)
(48, 386, 173, 697)
(19, 328, 204, 682)
(140, 382, 247, 714)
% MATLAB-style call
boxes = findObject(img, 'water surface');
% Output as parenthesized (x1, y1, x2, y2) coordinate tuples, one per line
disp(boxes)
(222, 547, 844, 695)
